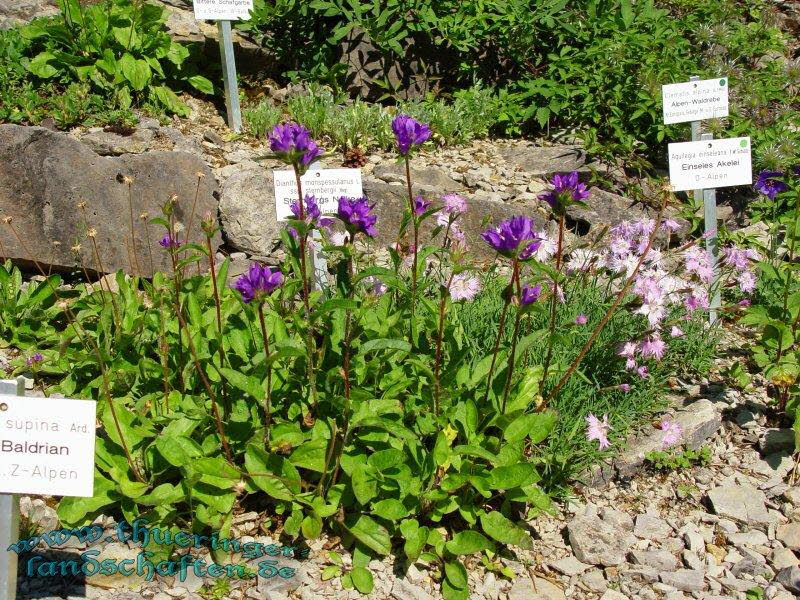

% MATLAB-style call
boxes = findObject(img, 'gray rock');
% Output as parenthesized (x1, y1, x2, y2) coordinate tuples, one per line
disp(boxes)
(707, 484, 773, 525)
(507, 577, 566, 600)
(717, 577, 756, 592)
(775, 566, 800, 594)
(726, 530, 769, 546)
(500, 145, 589, 177)
(372, 163, 464, 192)
(600, 591, 628, 600)
(634, 514, 673, 540)
(777, 522, 800, 550)
(616, 400, 720, 478)
(218, 168, 282, 256)
(550, 556, 590, 576)
(390, 579, 435, 600)
(619, 566, 659, 584)
(567, 514, 633, 566)
(580, 569, 607, 593)
(630, 549, 679, 571)
(85, 543, 147, 589)
(600, 507, 634, 531)
(759, 428, 795, 454)
(20, 497, 59, 532)
(0, 125, 220, 277)
(77, 128, 155, 156)
(0, 0, 57, 28)
(730, 554, 766, 577)
(566, 188, 689, 240)
(256, 558, 304, 593)
(772, 547, 800, 570)
(659, 569, 706, 592)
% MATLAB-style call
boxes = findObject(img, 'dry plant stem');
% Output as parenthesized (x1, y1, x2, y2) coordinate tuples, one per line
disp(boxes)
(157, 296, 171, 413)
(777, 191, 800, 362)
(174, 309, 234, 464)
(501, 261, 523, 412)
(541, 195, 668, 408)
(126, 181, 141, 276)
(143, 219, 155, 276)
(540, 213, 565, 391)
(293, 168, 319, 411)
(482, 292, 511, 406)
(257, 303, 274, 447)
(167, 217, 186, 392)
(184, 175, 203, 247)
(206, 237, 228, 413)
(327, 251, 356, 492)
(433, 272, 455, 416)
(5, 220, 146, 483)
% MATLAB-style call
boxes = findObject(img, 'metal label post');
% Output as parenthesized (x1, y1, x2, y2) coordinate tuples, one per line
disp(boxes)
(701, 133, 721, 322)
(217, 20, 242, 133)
(0, 377, 24, 600)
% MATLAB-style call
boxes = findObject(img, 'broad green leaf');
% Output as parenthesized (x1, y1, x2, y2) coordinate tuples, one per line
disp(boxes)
(118, 53, 151, 91)
(444, 560, 468, 589)
(244, 444, 301, 501)
(344, 514, 392, 555)
(371, 498, 408, 520)
(289, 439, 328, 472)
(351, 566, 374, 594)
(480, 511, 532, 548)
(351, 464, 379, 505)
(445, 531, 494, 556)
(488, 463, 540, 490)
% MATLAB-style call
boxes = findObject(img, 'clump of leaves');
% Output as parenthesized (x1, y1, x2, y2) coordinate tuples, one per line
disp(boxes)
(645, 446, 711, 472)
(17, 0, 212, 118)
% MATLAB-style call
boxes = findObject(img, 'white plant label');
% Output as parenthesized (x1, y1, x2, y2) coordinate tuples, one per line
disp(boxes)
(668, 137, 752, 192)
(273, 169, 363, 221)
(0, 395, 96, 497)
(662, 77, 729, 124)
(193, 0, 253, 21)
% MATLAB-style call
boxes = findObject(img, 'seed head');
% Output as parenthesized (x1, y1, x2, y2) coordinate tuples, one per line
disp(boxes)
(71, 243, 82, 253)
(139, 212, 149, 221)
(77, 201, 87, 210)
(2, 216, 12, 224)
(86, 228, 97, 238)
(195, 171, 206, 179)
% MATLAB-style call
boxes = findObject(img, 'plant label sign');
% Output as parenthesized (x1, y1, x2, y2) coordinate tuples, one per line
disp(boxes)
(662, 77, 729, 124)
(193, 0, 253, 21)
(668, 137, 752, 192)
(273, 169, 363, 221)
(0, 395, 96, 497)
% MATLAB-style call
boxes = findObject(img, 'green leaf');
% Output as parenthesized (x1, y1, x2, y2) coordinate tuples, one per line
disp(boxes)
(371, 498, 408, 520)
(444, 560, 468, 589)
(26, 52, 58, 78)
(480, 511, 532, 548)
(351, 566, 374, 594)
(441, 577, 469, 600)
(244, 444, 301, 501)
(187, 75, 214, 95)
(57, 474, 116, 526)
(504, 411, 557, 444)
(344, 514, 392, 555)
(445, 531, 494, 556)
(301, 512, 323, 539)
(289, 439, 328, 472)
(352, 464, 379, 505)
(118, 53, 151, 91)
(153, 85, 190, 117)
(488, 463, 540, 490)
(358, 338, 412, 354)
(156, 435, 202, 467)
(220, 367, 264, 399)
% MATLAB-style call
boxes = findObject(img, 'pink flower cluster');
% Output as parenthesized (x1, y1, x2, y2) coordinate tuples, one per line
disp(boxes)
(721, 245, 760, 293)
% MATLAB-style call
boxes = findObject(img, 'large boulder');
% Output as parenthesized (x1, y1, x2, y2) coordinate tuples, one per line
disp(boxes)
(218, 168, 547, 261)
(0, 125, 220, 277)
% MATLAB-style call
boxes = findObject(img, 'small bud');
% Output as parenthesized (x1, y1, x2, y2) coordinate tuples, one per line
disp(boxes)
(195, 171, 206, 179)
(77, 201, 87, 210)
(2, 216, 12, 224)
(87, 228, 97, 238)
(123, 175, 133, 185)
(139, 212, 149, 221)
(71, 244, 82, 253)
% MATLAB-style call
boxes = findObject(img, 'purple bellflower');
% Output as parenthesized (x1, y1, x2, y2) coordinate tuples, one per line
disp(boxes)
(234, 264, 284, 304)
(337, 196, 377, 238)
(539, 171, 590, 214)
(754, 171, 788, 200)
(269, 124, 322, 172)
(481, 216, 541, 259)
(391, 116, 432, 156)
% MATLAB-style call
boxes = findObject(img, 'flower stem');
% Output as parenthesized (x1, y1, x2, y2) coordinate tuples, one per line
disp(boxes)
(540, 213, 565, 392)
(433, 273, 455, 417)
(405, 157, 419, 342)
(206, 238, 229, 416)
(482, 285, 512, 406)
(293, 167, 319, 413)
(257, 303, 274, 447)
(541, 194, 668, 408)
(126, 180, 141, 277)
(501, 260, 523, 412)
